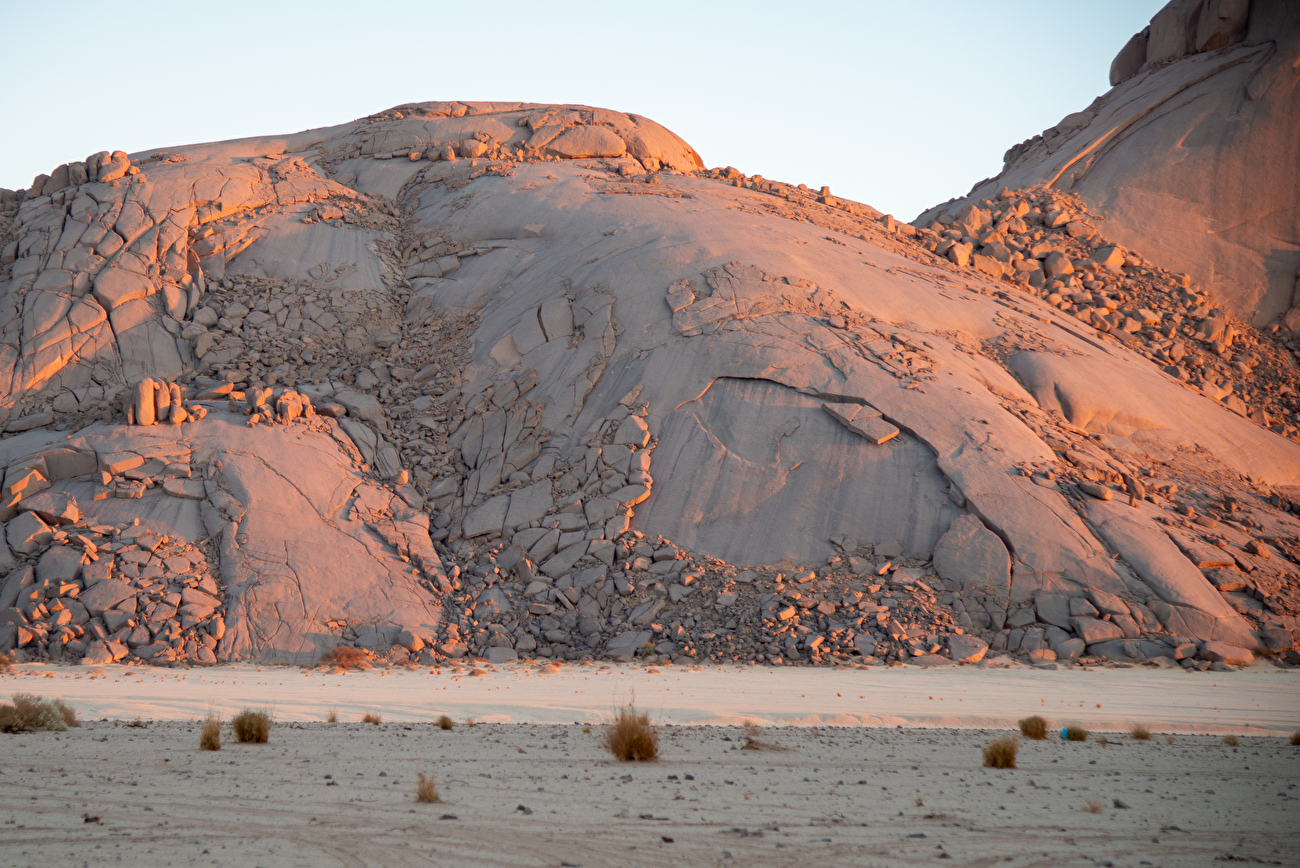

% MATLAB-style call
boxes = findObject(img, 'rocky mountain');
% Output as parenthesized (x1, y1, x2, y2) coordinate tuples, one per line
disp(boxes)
(0, 98, 1296, 673)
(918, 0, 1300, 330)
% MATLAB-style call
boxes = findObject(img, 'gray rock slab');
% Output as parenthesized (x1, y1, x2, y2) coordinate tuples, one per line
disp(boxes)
(503, 481, 552, 531)
(79, 579, 136, 617)
(463, 494, 510, 539)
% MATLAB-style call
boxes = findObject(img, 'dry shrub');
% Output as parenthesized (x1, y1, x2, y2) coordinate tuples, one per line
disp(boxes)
(317, 646, 372, 670)
(436, 715, 453, 730)
(362, 712, 382, 726)
(1097, 735, 1110, 746)
(1019, 715, 1048, 740)
(1083, 799, 1104, 814)
(1064, 725, 1089, 741)
(1130, 724, 1151, 740)
(51, 699, 79, 728)
(742, 738, 790, 752)
(581, 725, 591, 734)
(1165, 734, 1175, 745)
(0, 652, 12, 672)
(232, 708, 271, 743)
(326, 708, 338, 724)
(199, 714, 221, 751)
(0, 694, 74, 733)
(1291, 731, 1300, 746)
(1222, 734, 1239, 746)
(604, 702, 659, 762)
(982, 737, 1018, 769)
(742, 720, 762, 737)
(469, 668, 486, 677)
(416, 772, 440, 803)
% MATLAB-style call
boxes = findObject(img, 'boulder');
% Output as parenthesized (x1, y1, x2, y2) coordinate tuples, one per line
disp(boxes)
(36, 546, 83, 583)
(1199, 641, 1254, 666)
(947, 634, 989, 663)
(78, 579, 136, 617)
(18, 490, 79, 525)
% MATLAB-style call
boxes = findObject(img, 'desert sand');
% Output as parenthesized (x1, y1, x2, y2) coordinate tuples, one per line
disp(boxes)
(2, 660, 1297, 868)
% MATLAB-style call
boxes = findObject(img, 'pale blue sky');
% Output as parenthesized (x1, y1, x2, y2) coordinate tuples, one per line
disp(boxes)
(0, 0, 1165, 221)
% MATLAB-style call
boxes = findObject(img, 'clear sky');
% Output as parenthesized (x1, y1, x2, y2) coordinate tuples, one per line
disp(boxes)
(0, 0, 1165, 222)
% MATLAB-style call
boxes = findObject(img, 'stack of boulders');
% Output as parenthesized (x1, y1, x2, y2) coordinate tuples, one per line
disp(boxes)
(125, 378, 207, 427)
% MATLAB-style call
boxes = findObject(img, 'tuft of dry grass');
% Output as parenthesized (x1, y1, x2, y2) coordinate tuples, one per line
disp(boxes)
(199, 714, 221, 751)
(0, 694, 76, 733)
(581, 725, 591, 734)
(232, 708, 271, 744)
(743, 720, 762, 738)
(326, 708, 338, 724)
(1291, 731, 1300, 746)
(1130, 724, 1151, 740)
(1222, 734, 1239, 746)
(436, 715, 453, 730)
(1097, 735, 1110, 746)
(0, 652, 13, 672)
(466, 717, 477, 728)
(316, 646, 372, 670)
(362, 712, 382, 726)
(982, 737, 1018, 769)
(416, 772, 440, 803)
(1019, 715, 1048, 740)
(1064, 725, 1089, 742)
(1083, 799, 1104, 814)
(604, 702, 659, 762)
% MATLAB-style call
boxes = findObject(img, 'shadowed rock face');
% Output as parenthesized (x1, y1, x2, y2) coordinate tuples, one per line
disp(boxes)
(1, 99, 1297, 668)
(919, 0, 1300, 329)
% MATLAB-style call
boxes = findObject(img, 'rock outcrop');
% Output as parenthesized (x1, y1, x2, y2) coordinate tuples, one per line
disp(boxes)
(1, 99, 1296, 671)
(919, 0, 1300, 330)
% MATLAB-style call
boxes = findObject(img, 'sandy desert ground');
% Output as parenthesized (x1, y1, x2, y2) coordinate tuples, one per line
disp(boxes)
(1, 660, 1298, 868)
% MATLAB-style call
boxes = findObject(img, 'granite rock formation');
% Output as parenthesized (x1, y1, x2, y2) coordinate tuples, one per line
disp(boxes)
(918, 0, 1300, 331)
(1, 99, 1296, 671)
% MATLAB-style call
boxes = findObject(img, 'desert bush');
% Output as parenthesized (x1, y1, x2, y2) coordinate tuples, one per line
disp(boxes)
(436, 715, 453, 730)
(362, 712, 381, 725)
(232, 708, 271, 743)
(604, 702, 659, 762)
(1083, 799, 1104, 814)
(1097, 735, 1110, 746)
(742, 738, 790, 752)
(1165, 734, 1175, 744)
(326, 708, 338, 723)
(1064, 725, 1089, 741)
(0, 694, 75, 733)
(1291, 731, 1300, 746)
(1222, 734, 1239, 746)
(982, 737, 1018, 769)
(743, 720, 761, 737)
(416, 772, 440, 803)
(1130, 724, 1151, 740)
(317, 646, 372, 670)
(199, 714, 221, 751)
(0, 652, 12, 672)
(51, 699, 79, 728)
(1019, 715, 1048, 740)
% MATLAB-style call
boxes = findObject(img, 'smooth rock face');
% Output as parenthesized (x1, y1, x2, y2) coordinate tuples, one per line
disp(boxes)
(920, 0, 1300, 327)
(933, 515, 1011, 596)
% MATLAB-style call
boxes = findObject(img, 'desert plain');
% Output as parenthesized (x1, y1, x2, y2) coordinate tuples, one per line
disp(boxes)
(2, 657, 1299, 868)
